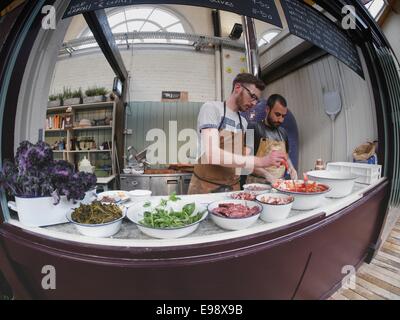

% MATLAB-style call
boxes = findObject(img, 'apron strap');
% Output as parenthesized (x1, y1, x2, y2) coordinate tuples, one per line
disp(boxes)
(218, 101, 244, 133)
(238, 110, 243, 132)
(218, 101, 227, 131)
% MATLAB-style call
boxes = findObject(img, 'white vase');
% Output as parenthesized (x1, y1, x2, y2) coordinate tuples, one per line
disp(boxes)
(8, 196, 80, 227)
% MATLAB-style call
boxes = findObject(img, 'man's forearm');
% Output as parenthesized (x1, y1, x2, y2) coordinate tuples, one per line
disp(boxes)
(253, 168, 276, 184)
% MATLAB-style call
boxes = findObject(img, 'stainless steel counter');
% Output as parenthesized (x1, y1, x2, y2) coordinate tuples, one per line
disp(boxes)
(120, 173, 192, 196)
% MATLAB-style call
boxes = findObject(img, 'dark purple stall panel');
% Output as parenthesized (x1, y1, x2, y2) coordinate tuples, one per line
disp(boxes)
(295, 181, 390, 299)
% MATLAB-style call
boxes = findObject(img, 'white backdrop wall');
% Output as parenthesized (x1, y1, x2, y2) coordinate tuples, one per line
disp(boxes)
(221, 48, 248, 100)
(265, 54, 378, 174)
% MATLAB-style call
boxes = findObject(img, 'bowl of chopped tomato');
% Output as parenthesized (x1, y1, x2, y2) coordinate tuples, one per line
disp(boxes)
(272, 180, 331, 210)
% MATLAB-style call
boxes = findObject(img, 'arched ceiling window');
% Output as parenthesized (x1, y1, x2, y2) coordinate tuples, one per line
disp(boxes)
(79, 6, 189, 45)
(258, 29, 281, 47)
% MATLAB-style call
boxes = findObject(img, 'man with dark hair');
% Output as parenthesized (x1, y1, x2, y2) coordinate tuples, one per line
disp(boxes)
(188, 74, 287, 194)
(246, 94, 298, 185)
(231, 72, 266, 93)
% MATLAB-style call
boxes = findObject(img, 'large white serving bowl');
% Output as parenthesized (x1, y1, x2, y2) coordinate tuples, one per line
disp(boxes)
(256, 193, 294, 222)
(207, 200, 262, 231)
(126, 200, 208, 239)
(306, 170, 357, 198)
(273, 180, 331, 211)
(66, 207, 126, 238)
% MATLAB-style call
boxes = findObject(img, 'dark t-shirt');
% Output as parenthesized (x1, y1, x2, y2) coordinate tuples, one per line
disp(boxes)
(247, 120, 289, 155)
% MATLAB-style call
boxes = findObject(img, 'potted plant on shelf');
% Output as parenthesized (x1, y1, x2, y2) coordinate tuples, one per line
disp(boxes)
(83, 86, 108, 104)
(47, 93, 63, 108)
(0, 140, 97, 227)
(63, 87, 82, 106)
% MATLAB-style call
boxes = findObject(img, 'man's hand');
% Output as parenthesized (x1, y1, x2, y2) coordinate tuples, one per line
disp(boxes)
(256, 150, 287, 168)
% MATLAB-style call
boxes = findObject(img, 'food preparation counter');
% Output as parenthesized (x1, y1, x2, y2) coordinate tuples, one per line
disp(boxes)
(6, 180, 378, 247)
(0, 178, 390, 299)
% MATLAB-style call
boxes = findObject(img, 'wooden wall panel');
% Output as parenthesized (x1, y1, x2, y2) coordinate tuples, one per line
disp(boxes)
(125, 101, 202, 164)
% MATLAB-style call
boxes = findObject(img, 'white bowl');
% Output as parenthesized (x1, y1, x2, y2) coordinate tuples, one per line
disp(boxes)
(128, 189, 152, 202)
(273, 180, 331, 211)
(256, 193, 294, 222)
(243, 183, 272, 195)
(306, 170, 357, 198)
(66, 207, 126, 238)
(97, 190, 130, 204)
(123, 168, 131, 174)
(208, 200, 262, 231)
(229, 191, 257, 201)
(126, 200, 207, 239)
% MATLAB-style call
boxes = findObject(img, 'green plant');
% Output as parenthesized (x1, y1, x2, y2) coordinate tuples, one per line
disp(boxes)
(48, 94, 59, 101)
(85, 86, 108, 97)
(71, 88, 83, 98)
(62, 87, 73, 99)
(62, 87, 82, 100)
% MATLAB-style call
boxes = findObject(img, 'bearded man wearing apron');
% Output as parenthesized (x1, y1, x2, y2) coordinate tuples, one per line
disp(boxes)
(188, 74, 288, 195)
(246, 94, 298, 185)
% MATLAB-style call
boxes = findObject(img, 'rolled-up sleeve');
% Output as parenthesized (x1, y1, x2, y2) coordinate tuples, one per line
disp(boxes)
(198, 102, 220, 132)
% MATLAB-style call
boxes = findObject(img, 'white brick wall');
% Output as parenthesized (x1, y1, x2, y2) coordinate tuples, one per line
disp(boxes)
(50, 48, 220, 102)
(123, 49, 216, 102)
(50, 53, 114, 95)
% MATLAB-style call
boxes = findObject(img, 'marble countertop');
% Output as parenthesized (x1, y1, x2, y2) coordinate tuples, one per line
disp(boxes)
(7, 179, 385, 248)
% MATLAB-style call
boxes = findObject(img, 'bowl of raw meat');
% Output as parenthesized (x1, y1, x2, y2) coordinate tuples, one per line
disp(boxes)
(207, 200, 262, 230)
(242, 183, 271, 195)
(256, 193, 294, 222)
(229, 191, 257, 201)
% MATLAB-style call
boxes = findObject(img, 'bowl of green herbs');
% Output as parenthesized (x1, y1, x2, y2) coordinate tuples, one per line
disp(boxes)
(126, 196, 208, 239)
(67, 201, 126, 238)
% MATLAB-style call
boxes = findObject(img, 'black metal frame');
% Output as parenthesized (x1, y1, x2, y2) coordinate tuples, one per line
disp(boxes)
(83, 9, 128, 82)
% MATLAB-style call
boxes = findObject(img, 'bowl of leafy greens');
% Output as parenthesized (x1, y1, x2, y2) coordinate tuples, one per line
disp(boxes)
(126, 195, 207, 239)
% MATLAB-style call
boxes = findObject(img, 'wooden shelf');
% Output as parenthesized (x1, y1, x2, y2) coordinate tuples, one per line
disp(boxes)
(45, 100, 116, 176)
(72, 125, 112, 131)
(47, 101, 114, 112)
(45, 129, 66, 132)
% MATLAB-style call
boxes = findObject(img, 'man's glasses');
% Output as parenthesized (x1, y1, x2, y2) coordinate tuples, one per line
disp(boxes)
(241, 85, 259, 103)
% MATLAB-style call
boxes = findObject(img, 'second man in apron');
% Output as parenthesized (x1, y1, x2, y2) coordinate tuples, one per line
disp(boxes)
(246, 94, 298, 185)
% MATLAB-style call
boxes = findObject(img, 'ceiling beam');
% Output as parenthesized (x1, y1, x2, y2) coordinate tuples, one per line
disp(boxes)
(83, 9, 128, 82)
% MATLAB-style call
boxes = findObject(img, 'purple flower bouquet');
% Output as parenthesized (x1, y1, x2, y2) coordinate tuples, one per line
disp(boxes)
(0, 141, 97, 227)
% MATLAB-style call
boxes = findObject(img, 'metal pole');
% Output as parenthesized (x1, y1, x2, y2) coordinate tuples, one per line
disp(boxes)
(241, 16, 260, 78)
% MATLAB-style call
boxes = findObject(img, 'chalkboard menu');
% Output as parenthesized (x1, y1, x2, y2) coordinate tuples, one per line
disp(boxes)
(63, 0, 282, 28)
(280, 0, 364, 78)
